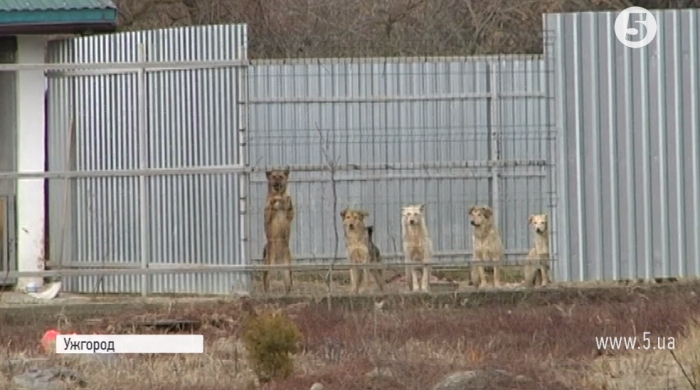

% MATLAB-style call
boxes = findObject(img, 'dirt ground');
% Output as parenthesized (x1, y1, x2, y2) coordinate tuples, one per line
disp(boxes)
(1, 281, 700, 390)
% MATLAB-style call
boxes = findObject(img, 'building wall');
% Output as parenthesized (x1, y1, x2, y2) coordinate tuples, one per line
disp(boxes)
(15, 35, 47, 289)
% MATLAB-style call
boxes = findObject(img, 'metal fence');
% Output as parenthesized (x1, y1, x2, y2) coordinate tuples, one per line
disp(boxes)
(43, 24, 250, 295)
(246, 52, 557, 295)
(546, 9, 700, 283)
(0, 25, 559, 297)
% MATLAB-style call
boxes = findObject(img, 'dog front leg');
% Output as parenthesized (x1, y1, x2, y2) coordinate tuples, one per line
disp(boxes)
(411, 267, 421, 292)
(405, 255, 414, 291)
(350, 266, 360, 294)
(522, 263, 535, 288)
(541, 261, 550, 287)
(470, 264, 480, 288)
(478, 266, 489, 289)
(420, 264, 431, 292)
(492, 262, 503, 288)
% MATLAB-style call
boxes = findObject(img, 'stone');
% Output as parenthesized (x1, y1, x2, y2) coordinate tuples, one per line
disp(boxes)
(12, 367, 86, 390)
(365, 366, 395, 380)
(309, 382, 325, 390)
(432, 369, 529, 390)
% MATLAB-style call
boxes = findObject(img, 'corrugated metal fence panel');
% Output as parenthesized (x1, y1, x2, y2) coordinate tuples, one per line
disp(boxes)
(247, 57, 553, 265)
(46, 24, 248, 294)
(547, 10, 700, 282)
(0, 44, 16, 282)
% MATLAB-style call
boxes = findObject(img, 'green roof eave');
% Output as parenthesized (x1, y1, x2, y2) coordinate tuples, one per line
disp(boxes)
(0, 8, 117, 27)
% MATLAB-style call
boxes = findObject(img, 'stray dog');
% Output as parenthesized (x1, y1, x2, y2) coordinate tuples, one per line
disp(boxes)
(366, 225, 384, 291)
(401, 204, 433, 293)
(469, 205, 504, 288)
(523, 214, 551, 288)
(340, 208, 384, 294)
(262, 169, 294, 294)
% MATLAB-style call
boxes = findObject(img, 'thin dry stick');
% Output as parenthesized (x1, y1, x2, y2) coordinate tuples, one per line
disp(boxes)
(669, 349, 698, 390)
(316, 123, 340, 310)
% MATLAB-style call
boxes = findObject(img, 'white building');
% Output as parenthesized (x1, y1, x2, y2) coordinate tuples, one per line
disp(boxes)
(0, 0, 118, 289)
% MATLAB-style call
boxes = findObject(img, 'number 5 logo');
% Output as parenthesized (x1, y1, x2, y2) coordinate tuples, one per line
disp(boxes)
(614, 6, 658, 49)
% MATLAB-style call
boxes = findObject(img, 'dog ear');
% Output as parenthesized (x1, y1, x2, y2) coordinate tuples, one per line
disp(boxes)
(528, 215, 535, 225)
(543, 214, 548, 223)
(265, 170, 273, 179)
(482, 206, 493, 219)
(468, 206, 476, 215)
(282, 167, 290, 177)
(418, 203, 425, 212)
(340, 209, 347, 219)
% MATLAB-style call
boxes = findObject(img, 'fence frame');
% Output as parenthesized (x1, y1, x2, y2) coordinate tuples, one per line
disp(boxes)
(245, 53, 557, 274)
(4, 57, 251, 294)
(4, 38, 559, 295)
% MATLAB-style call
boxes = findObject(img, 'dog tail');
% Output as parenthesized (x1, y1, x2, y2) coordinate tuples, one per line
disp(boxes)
(366, 225, 374, 239)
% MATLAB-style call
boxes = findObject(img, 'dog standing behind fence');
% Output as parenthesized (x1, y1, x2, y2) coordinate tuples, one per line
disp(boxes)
(401, 204, 433, 293)
(262, 169, 294, 294)
(340, 208, 384, 294)
(469, 205, 504, 289)
(523, 214, 551, 288)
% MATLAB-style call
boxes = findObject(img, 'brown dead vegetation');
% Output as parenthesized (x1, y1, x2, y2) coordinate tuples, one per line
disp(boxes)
(113, 0, 700, 58)
(1, 287, 700, 389)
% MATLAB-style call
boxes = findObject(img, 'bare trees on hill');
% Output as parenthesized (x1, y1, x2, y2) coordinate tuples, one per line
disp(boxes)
(113, 0, 700, 58)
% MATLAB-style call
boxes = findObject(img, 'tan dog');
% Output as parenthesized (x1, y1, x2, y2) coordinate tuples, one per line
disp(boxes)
(262, 169, 294, 294)
(523, 214, 551, 288)
(402, 204, 433, 293)
(469, 205, 504, 288)
(340, 208, 384, 294)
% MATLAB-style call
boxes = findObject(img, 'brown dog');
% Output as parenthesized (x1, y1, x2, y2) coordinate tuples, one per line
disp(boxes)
(262, 169, 294, 294)
(523, 214, 551, 288)
(340, 208, 384, 294)
(469, 205, 505, 288)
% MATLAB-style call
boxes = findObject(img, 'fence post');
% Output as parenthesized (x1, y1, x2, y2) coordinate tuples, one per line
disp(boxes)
(238, 62, 250, 293)
(137, 43, 150, 297)
(488, 61, 501, 223)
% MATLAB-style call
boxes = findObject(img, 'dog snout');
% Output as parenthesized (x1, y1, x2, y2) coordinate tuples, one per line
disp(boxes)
(348, 223, 355, 230)
(409, 219, 416, 225)
(273, 183, 281, 190)
(470, 221, 477, 226)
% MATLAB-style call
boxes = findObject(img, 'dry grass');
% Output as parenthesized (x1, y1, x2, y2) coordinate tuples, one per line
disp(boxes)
(585, 315, 700, 390)
(1, 287, 699, 389)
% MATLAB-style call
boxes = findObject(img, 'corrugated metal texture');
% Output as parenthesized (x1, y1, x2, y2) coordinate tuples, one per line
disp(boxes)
(0, 41, 16, 282)
(546, 10, 700, 282)
(247, 56, 555, 265)
(0, 0, 115, 11)
(46, 24, 249, 294)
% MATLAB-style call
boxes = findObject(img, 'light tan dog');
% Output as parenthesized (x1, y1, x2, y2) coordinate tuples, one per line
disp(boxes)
(340, 208, 384, 294)
(469, 205, 504, 288)
(262, 169, 294, 294)
(523, 214, 551, 288)
(402, 204, 433, 293)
